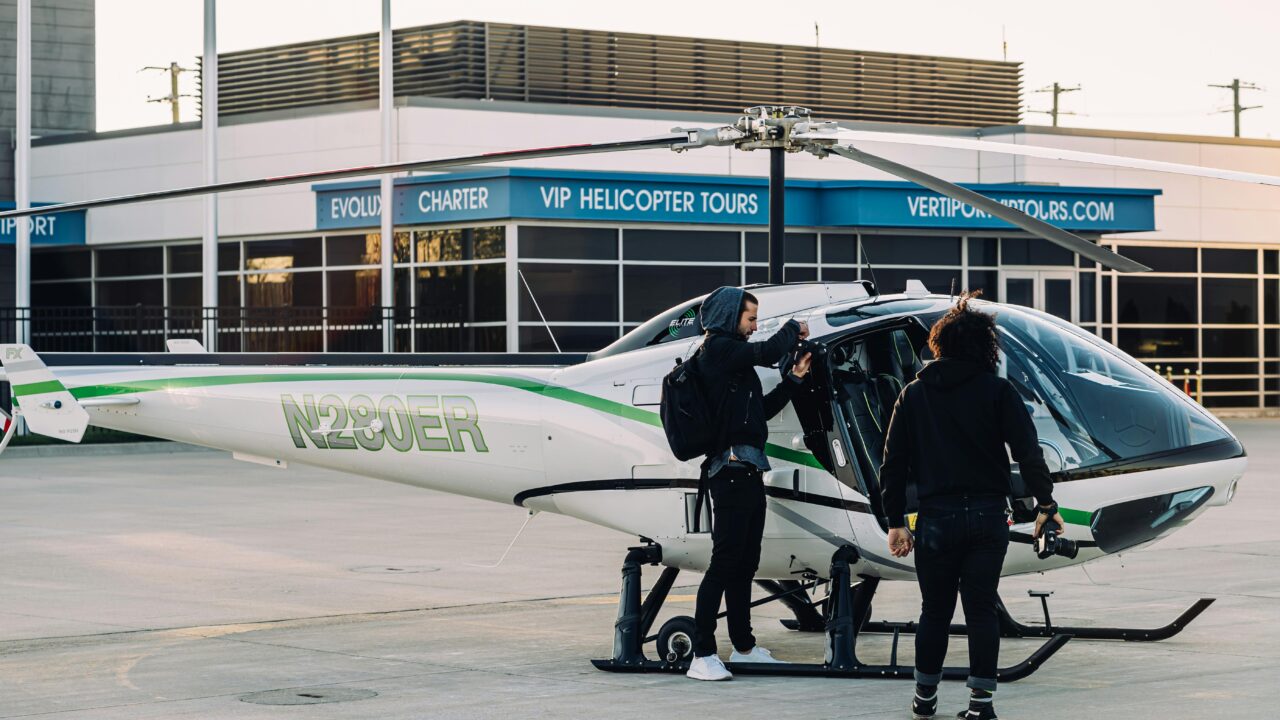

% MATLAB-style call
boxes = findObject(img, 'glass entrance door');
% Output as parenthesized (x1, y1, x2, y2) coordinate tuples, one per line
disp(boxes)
(1002, 270, 1075, 322)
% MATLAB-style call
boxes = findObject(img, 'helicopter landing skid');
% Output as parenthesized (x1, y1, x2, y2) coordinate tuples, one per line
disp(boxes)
(592, 543, 1071, 681)
(859, 591, 1216, 642)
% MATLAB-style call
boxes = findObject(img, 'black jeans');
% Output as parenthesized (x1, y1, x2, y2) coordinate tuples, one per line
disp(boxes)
(913, 495, 1010, 691)
(693, 462, 766, 657)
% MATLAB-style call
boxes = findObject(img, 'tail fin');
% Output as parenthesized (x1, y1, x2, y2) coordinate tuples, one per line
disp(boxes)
(0, 344, 89, 442)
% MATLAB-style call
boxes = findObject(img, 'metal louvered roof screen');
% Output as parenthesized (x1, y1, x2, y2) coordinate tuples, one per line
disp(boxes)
(205, 20, 1022, 128)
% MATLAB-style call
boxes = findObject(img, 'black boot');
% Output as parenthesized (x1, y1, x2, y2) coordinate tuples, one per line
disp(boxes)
(955, 689, 997, 720)
(911, 683, 938, 719)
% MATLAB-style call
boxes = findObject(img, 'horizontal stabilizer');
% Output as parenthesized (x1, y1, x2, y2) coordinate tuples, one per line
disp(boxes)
(0, 344, 89, 443)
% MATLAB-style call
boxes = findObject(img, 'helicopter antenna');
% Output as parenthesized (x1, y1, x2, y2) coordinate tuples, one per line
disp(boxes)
(464, 510, 539, 569)
(518, 269, 562, 352)
(859, 239, 879, 295)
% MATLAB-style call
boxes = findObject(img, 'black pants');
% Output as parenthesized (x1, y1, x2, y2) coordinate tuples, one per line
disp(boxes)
(913, 495, 1010, 691)
(692, 463, 766, 657)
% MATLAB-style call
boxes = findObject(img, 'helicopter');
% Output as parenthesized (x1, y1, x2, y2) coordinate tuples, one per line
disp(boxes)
(0, 105, 1272, 682)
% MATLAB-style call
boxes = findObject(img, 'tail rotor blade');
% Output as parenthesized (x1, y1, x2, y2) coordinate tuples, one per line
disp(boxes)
(825, 144, 1151, 273)
(0, 135, 687, 220)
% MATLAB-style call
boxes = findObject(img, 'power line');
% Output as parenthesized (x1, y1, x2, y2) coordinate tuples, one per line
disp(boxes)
(141, 62, 197, 124)
(1028, 82, 1081, 127)
(1209, 78, 1263, 137)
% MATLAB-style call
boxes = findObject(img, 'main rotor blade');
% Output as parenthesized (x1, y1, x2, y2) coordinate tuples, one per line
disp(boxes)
(0, 135, 687, 219)
(797, 128, 1280, 188)
(826, 144, 1152, 273)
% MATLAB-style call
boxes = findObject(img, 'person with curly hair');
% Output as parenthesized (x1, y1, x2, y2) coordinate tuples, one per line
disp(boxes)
(879, 291, 1064, 720)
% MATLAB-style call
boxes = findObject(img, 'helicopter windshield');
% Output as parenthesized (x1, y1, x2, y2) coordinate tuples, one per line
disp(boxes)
(988, 303, 1233, 472)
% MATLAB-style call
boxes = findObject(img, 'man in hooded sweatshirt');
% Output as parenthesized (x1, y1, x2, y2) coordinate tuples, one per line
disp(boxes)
(879, 293, 1064, 720)
(686, 286, 812, 682)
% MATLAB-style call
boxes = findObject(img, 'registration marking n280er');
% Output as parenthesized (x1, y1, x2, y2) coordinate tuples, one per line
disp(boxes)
(281, 393, 489, 452)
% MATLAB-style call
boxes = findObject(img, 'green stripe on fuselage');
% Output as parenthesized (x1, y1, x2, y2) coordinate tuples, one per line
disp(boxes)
(12, 380, 65, 397)
(59, 370, 824, 468)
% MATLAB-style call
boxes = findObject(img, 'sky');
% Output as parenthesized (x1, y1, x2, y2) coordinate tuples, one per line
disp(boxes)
(96, 0, 1279, 139)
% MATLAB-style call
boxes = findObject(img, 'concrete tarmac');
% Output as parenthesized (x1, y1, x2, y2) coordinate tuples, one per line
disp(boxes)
(2, 420, 1277, 719)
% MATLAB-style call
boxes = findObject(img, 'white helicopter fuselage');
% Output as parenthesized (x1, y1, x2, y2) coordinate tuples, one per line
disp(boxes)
(6, 286, 1245, 584)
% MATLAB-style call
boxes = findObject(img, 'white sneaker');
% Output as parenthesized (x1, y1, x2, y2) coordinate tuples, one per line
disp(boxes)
(729, 646, 788, 664)
(686, 654, 733, 681)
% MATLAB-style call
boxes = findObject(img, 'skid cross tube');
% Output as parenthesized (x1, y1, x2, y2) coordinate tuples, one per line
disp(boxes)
(861, 593, 1215, 642)
(594, 544, 1070, 681)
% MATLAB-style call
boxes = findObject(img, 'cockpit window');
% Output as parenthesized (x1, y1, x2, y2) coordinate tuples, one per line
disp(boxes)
(992, 304, 1233, 471)
(588, 300, 703, 359)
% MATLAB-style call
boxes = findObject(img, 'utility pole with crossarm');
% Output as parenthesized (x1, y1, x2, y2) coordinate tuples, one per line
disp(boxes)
(1210, 78, 1263, 138)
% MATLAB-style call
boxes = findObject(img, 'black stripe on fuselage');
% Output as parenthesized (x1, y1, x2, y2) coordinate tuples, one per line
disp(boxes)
(513, 478, 873, 514)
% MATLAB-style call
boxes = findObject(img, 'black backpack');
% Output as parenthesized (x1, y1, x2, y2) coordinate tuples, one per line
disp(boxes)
(659, 346, 722, 462)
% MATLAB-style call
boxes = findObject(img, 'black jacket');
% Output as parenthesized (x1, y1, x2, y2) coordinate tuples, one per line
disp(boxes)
(696, 286, 802, 456)
(699, 321, 802, 453)
(880, 357, 1055, 527)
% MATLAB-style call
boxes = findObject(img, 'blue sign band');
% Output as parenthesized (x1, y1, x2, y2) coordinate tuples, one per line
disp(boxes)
(314, 168, 1159, 233)
(0, 202, 87, 246)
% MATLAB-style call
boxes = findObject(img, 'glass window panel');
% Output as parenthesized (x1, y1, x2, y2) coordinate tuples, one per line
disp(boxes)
(822, 267, 858, 282)
(218, 275, 240, 309)
(745, 266, 767, 285)
(413, 325, 507, 353)
(1102, 276, 1112, 324)
(1202, 248, 1257, 274)
(246, 270, 322, 307)
(244, 237, 322, 270)
(218, 242, 239, 272)
(746, 233, 767, 263)
(168, 277, 201, 307)
(968, 237, 998, 266)
(821, 233, 856, 264)
(1202, 378, 1259, 393)
(520, 325, 618, 353)
(32, 281, 90, 307)
(870, 266, 962, 294)
(1006, 277, 1034, 308)
(1203, 329, 1257, 358)
(32, 248, 91, 281)
(1266, 249, 1279, 275)
(1201, 361, 1259, 375)
(415, 265, 504, 322)
(519, 226, 616, 259)
(1079, 272, 1096, 323)
(1268, 361, 1280, 375)
(1000, 237, 1073, 266)
(96, 279, 163, 305)
(786, 233, 817, 263)
(784, 266, 817, 282)
(1204, 395, 1259, 408)
(1202, 278, 1257, 324)
(168, 245, 202, 274)
(394, 267, 412, 309)
(1117, 328, 1197, 358)
(1116, 246, 1196, 273)
(1117, 277, 1196, 324)
(627, 230, 739, 262)
(393, 231, 413, 263)
(623, 265, 739, 323)
(1268, 329, 1279, 357)
(97, 247, 162, 277)
(861, 235, 960, 266)
(326, 234, 381, 266)
(1266, 279, 1278, 325)
(968, 270, 999, 302)
(868, 268, 959, 296)
(327, 269, 381, 308)
(1045, 278, 1072, 321)
(517, 263, 615, 322)
(1101, 326, 1113, 343)
(1079, 257, 1097, 269)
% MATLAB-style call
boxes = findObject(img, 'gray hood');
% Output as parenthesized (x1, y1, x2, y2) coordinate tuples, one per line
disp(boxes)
(699, 286, 744, 336)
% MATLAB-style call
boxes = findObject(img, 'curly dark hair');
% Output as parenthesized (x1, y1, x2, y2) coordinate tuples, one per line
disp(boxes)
(927, 290, 1000, 372)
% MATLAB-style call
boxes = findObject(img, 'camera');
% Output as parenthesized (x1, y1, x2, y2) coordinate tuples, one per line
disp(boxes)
(1034, 519, 1079, 560)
